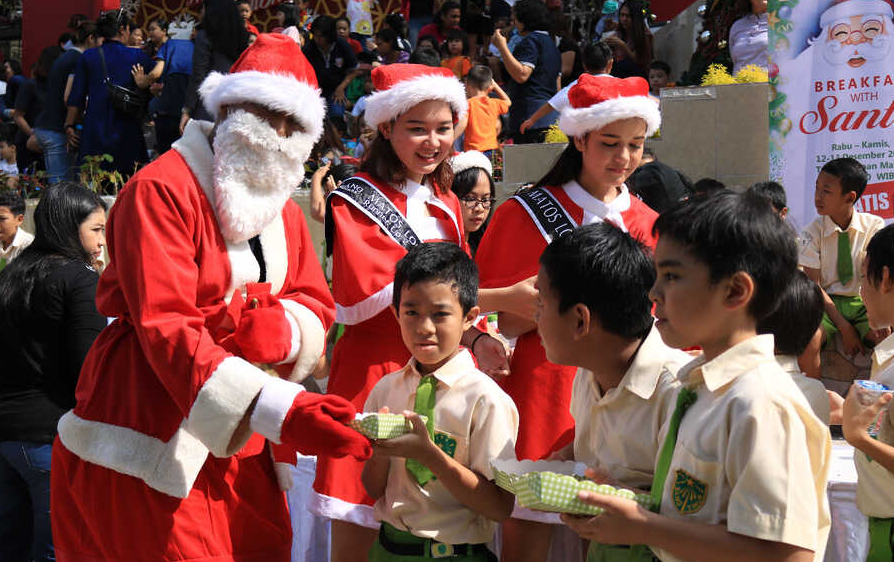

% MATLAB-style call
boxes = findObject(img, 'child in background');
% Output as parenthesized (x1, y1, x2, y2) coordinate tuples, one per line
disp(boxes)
(800, 158, 888, 357)
(361, 242, 518, 562)
(336, 16, 364, 54)
(409, 46, 442, 67)
(757, 270, 836, 424)
(442, 29, 472, 79)
(462, 66, 510, 156)
(537, 222, 687, 562)
(565, 190, 831, 562)
(0, 134, 19, 186)
(843, 223, 894, 561)
(310, 161, 358, 224)
(0, 190, 33, 270)
(748, 180, 788, 219)
(449, 151, 497, 255)
(648, 60, 671, 97)
(375, 28, 410, 64)
(691, 177, 725, 196)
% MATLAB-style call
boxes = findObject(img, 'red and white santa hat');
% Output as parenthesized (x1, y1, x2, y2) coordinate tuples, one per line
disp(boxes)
(450, 150, 493, 177)
(199, 33, 326, 141)
(558, 74, 660, 138)
(364, 64, 468, 129)
(820, 0, 893, 28)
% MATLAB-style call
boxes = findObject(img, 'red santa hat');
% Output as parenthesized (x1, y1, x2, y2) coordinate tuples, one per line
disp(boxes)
(450, 151, 493, 177)
(199, 33, 326, 141)
(558, 74, 660, 138)
(820, 0, 893, 27)
(363, 64, 468, 129)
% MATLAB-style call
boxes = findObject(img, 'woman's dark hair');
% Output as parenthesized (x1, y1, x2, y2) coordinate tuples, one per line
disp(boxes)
(0, 182, 106, 324)
(451, 165, 495, 253)
(445, 28, 469, 55)
(5, 59, 21, 76)
(275, 3, 300, 28)
(58, 32, 75, 47)
(74, 21, 99, 46)
(434, 1, 462, 30)
(97, 10, 134, 39)
(34, 46, 64, 83)
(203, 0, 249, 61)
(311, 15, 338, 42)
(514, 0, 551, 32)
(312, 118, 347, 160)
(327, 163, 358, 184)
(375, 27, 399, 51)
(384, 13, 409, 40)
(148, 17, 169, 34)
(618, 1, 649, 59)
(360, 133, 453, 195)
(534, 142, 584, 189)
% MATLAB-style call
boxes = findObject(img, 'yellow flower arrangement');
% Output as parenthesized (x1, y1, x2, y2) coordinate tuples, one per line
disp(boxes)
(544, 123, 569, 144)
(700, 63, 769, 86)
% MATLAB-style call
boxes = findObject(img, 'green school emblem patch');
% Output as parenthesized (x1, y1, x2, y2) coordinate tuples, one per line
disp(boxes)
(672, 469, 707, 515)
(434, 432, 457, 458)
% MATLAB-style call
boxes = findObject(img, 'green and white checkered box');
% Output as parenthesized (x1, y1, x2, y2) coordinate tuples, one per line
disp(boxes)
(350, 413, 428, 439)
(491, 459, 654, 516)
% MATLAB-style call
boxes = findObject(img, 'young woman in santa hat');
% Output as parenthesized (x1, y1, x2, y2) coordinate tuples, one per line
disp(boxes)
(473, 73, 660, 562)
(312, 63, 532, 561)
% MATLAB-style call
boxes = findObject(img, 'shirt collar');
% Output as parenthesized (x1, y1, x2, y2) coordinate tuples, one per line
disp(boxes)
(775, 354, 801, 375)
(873, 332, 894, 369)
(622, 325, 675, 400)
(678, 334, 776, 392)
(563, 180, 631, 231)
(404, 348, 476, 388)
(821, 213, 866, 236)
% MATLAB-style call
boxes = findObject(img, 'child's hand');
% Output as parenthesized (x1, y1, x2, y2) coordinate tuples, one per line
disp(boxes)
(840, 323, 865, 357)
(842, 383, 892, 445)
(828, 390, 845, 425)
(472, 333, 510, 379)
(488, 79, 497, 92)
(370, 411, 437, 462)
(559, 492, 651, 544)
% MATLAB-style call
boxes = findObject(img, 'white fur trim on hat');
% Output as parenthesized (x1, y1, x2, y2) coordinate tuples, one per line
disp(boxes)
(450, 151, 493, 177)
(558, 95, 661, 138)
(364, 74, 468, 128)
(821, 0, 893, 28)
(199, 70, 326, 141)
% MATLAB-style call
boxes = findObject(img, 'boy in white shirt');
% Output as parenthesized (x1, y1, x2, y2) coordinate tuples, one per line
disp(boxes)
(535, 222, 688, 561)
(361, 242, 518, 561)
(564, 191, 832, 562)
(0, 191, 33, 270)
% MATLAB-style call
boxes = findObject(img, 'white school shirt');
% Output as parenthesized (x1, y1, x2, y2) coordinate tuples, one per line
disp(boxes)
(653, 336, 831, 562)
(855, 332, 894, 518)
(0, 227, 34, 264)
(365, 350, 519, 545)
(776, 355, 831, 425)
(799, 212, 884, 297)
(570, 325, 686, 490)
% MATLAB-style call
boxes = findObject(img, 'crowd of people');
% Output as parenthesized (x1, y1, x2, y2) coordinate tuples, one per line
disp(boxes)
(2, 2, 887, 562)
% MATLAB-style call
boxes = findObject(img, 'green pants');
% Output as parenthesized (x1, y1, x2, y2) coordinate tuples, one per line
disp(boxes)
(822, 294, 871, 344)
(368, 523, 497, 562)
(868, 517, 894, 562)
(587, 542, 656, 562)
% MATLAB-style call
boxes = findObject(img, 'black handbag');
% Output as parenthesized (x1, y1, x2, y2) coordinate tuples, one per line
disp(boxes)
(98, 46, 150, 121)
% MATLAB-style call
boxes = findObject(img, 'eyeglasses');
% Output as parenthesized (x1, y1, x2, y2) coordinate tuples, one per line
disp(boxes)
(460, 197, 496, 210)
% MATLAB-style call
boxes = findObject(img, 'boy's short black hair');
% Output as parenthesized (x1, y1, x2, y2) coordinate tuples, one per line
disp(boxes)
(692, 177, 725, 196)
(866, 223, 894, 287)
(649, 60, 671, 75)
(653, 190, 798, 321)
(757, 271, 823, 356)
(821, 157, 869, 199)
(409, 46, 441, 67)
(0, 190, 25, 216)
(236, 0, 251, 6)
(539, 222, 655, 339)
(393, 242, 478, 314)
(357, 51, 378, 65)
(748, 181, 787, 213)
(581, 41, 612, 73)
(466, 65, 493, 90)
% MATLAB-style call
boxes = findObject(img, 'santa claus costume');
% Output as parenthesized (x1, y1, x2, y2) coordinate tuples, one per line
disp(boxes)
(310, 64, 469, 543)
(50, 35, 371, 562)
(474, 74, 660, 560)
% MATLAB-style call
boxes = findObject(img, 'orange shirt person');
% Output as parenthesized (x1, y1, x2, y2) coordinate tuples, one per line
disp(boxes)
(463, 66, 510, 154)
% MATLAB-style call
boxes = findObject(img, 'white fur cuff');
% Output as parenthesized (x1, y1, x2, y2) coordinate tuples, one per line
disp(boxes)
(186, 356, 270, 457)
(558, 95, 661, 138)
(279, 299, 327, 382)
(364, 74, 468, 128)
(250, 376, 304, 443)
(278, 309, 302, 365)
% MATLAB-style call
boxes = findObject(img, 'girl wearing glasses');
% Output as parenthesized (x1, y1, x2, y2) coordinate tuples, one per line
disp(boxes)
(449, 151, 496, 255)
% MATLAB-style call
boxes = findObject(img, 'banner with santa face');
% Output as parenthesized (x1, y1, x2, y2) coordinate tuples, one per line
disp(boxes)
(769, 0, 894, 231)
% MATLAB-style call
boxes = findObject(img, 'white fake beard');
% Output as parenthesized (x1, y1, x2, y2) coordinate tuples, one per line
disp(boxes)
(821, 33, 891, 66)
(212, 109, 313, 242)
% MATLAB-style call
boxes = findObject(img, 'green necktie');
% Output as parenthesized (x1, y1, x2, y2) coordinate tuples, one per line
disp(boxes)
(406, 374, 437, 486)
(0, 257, 6, 272)
(649, 387, 698, 511)
(837, 230, 854, 286)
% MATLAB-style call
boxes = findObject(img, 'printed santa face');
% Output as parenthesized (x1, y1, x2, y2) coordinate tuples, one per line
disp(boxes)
(823, 14, 891, 67)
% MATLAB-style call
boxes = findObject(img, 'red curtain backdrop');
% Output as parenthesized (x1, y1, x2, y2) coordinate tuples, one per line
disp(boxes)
(651, 0, 697, 22)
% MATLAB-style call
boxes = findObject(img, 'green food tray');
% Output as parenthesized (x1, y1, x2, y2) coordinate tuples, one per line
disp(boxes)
(350, 413, 427, 439)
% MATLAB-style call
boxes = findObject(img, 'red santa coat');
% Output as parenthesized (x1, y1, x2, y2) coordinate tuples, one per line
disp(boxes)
(51, 121, 334, 562)
(475, 181, 657, 461)
(312, 172, 466, 527)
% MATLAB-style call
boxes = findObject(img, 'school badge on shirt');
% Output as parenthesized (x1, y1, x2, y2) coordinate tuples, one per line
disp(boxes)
(672, 469, 707, 514)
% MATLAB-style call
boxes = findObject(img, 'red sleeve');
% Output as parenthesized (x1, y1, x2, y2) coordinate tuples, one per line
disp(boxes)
(280, 200, 335, 330)
(624, 197, 659, 250)
(475, 198, 547, 289)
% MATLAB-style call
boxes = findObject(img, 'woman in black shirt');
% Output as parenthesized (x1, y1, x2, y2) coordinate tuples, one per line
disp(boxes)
(0, 182, 107, 562)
